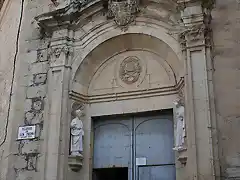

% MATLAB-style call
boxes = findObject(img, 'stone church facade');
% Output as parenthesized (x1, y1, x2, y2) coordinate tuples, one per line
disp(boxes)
(0, 0, 239, 180)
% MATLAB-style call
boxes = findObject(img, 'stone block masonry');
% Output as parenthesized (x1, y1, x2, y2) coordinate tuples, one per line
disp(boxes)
(13, 44, 50, 179)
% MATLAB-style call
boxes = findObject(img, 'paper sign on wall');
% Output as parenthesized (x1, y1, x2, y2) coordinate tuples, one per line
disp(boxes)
(136, 157, 146, 166)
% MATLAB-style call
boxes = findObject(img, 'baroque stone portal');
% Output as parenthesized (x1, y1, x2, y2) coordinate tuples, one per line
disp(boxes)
(119, 56, 142, 84)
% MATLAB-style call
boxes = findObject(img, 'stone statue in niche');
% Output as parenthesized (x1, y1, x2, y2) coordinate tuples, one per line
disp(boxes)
(70, 107, 85, 156)
(173, 99, 185, 151)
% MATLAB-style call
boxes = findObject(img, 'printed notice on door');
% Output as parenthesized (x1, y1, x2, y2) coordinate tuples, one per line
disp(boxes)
(136, 157, 146, 166)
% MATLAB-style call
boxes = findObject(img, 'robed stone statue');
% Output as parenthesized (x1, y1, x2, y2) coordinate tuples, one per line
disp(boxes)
(70, 108, 84, 156)
(173, 100, 185, 151)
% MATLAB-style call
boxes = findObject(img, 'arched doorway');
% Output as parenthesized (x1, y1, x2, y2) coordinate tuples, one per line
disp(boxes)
(70, 32, 183, 180)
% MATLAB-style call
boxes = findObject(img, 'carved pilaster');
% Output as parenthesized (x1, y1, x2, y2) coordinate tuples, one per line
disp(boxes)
(43, 35, 73, 180)
(177, 1, 220, 180)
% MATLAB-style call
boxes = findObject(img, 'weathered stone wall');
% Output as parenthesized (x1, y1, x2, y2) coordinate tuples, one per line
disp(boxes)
(0, 0, 21, 176)
(0, 0, 51, 179)
(0, 0, 240, 179)
(212, 0, 240, 179)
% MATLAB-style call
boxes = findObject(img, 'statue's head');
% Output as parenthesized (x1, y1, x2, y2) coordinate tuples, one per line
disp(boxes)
(174, 97, 184, 108)
(75, 109, 84, 118)
(71, 102, 85, 118)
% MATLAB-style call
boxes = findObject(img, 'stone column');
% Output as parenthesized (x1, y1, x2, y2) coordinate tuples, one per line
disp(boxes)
(41, 29, 73, 180)
(178, 1, 220, 180)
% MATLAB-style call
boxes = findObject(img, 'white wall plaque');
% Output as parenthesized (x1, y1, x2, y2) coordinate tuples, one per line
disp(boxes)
(136, 157, 146, 166)
(17, 125, 36, 140)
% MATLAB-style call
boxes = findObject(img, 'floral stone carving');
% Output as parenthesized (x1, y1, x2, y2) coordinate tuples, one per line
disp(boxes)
(119, 56, 142, 84)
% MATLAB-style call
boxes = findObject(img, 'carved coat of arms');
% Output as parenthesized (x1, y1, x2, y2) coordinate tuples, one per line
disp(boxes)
(108, 0, 138, 27)
(119, 56, 142, 84)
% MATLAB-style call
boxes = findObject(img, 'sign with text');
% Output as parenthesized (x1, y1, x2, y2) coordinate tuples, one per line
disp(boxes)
(17, 125, 36, 140)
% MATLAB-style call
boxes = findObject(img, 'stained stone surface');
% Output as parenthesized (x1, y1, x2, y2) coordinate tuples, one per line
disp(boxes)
(0, 0, 240, 180)
(212, 0, 240, 178)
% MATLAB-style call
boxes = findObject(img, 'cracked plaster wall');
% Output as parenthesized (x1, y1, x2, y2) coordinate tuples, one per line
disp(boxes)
(212, 0, 240, 179)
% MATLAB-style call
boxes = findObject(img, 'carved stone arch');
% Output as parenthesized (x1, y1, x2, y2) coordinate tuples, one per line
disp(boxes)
(70, 21, 184, 101)
(71, 18, 183, 82)
(71, 33, 184, 100)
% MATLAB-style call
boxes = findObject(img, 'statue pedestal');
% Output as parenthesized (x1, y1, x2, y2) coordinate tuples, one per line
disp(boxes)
(68, 154, 83, 172)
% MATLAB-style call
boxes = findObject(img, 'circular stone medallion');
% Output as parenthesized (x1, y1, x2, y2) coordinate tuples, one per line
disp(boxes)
(119, 56, 142, 84)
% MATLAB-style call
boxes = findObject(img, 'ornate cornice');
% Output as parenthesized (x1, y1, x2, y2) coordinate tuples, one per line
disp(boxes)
(34, 0, 98, 32)
(69, 78, 184, 103)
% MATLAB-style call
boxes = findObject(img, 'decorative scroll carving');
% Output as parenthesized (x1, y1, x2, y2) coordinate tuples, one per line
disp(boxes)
(119, 56, 142, 84)
(108, 0, 139, 28)
(48, 46, 73, 60)
(176, 1, 212, 48)
(177, 23, 212, 48)
(182, 24, 206, 41)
